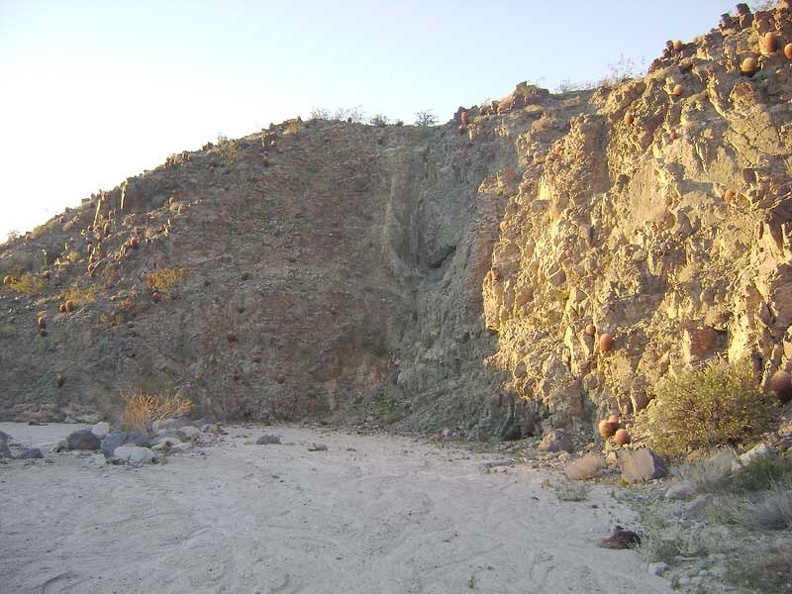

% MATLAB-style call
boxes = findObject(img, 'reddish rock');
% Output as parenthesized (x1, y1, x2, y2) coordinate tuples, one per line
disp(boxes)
(599, 333, 614, 352)
(67, 429, 101, 451)
(769, 370, 792, 403)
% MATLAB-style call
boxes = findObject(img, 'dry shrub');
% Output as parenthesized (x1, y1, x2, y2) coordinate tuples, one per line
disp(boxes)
(121, 392, 193, 432)
(726, 545, 792, 594)
(8, 273, 47, 297)
(554, 479, 591, 502)
(144, 267, 186, 297)
(60, 284, 100, 307)
(565, 453, 606, 480)
(635, 358, 778, 458)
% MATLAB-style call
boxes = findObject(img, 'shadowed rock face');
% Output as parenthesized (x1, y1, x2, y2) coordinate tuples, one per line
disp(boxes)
(0, 121, 516, 435)
(2, 4, 792, 438)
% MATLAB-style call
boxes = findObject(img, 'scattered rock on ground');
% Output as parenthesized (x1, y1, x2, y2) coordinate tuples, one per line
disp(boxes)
(18, 447, 44, 459)
(733, 442, 771, 471)
(113, 445, 156, 465)
(672, 494, 715, 520)
(91, 421, 111, 438)
(615, 448, 668, 483)
(176, 426, 201, 441)
(67, 429, 101, 451)
(538, 429, 573, 453)
(100, 432, 151, 458)
(599, 526, 641, 549)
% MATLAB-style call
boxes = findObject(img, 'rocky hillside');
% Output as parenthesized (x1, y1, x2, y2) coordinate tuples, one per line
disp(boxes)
(2, 3, 792, 440)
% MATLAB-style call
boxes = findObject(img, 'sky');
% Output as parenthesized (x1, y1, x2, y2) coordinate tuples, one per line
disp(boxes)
(0, 0, 744, 241)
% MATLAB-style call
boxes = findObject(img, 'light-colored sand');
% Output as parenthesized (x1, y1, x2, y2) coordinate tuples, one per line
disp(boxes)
(0, 423, 672, 594)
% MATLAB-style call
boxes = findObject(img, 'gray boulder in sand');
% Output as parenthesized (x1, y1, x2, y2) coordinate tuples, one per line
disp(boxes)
(91, 421, 111, 439)
(176, 426, 201, 441)
(67, 429, 101, 451)
(113, 445, 156, 465)
(101, 432, 151, 458)
(19, 447, 44, 459)
(538, 428, 573, 453)
(616, 447, 668, 483)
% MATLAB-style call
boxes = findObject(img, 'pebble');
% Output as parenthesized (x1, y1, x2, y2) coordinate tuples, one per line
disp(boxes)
(648, 562, 668, 576)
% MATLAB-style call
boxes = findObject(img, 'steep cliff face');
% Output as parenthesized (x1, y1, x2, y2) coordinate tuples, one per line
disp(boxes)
(482, 3, 792, 434)
(2, 4, 792, 439)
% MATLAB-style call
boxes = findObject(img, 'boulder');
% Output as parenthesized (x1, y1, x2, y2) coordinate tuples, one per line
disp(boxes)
(113, 445, 156, 465)
(176, 426, 201, 441)
(91, 421, 111, 439)
(67, 429, 101, 451)
(733, 442, 771, 471)
(0, 439, 11, 458)
(101, 432, 151, 458)
(615, 447, 668, 483)
(672, 494, 715, 520)
(538, 428, 573, 453)
(18, 447, 44, 459)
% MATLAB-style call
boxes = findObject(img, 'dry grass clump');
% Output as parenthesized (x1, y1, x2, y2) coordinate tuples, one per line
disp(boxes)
(726, 544, 792, 593)
(565, 453, 606, 480)
(635, 357, 778, 458)
(554, 479, 591, 502)
(121, 392, 193, 432)
(144, 267, 187, 297)
(7, 272, 47, 297)
(636, 519, 722, 564)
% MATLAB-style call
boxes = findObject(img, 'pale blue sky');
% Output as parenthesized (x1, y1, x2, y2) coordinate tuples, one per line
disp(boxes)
(1, 0, 740, 240)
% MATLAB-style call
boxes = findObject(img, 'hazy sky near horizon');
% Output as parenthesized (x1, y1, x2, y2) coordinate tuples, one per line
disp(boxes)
(1, 0, 741, 240)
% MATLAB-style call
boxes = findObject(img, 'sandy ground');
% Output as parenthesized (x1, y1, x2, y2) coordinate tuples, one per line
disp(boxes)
(0, 423, 673, 594)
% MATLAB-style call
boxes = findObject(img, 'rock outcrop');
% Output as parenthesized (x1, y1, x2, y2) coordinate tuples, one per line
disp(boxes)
(2, 3, 792, 440)
(482, 2, 792, 433)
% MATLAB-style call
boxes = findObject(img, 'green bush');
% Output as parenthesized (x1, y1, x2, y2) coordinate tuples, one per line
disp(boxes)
(636, 358, 778, 458)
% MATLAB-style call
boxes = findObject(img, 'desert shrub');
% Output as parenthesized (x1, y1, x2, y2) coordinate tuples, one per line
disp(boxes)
(729, 452, 792, 493)
(726, 545, 792, 594)
(636, 358, 778, 458)
(682, 450, 737, 494)
(369, 114, 390, 126)
(565, 453, 606, 480)
(712, 479, 792, 530)
(309, 107, 331, 120)
(414, 110, 437, 126)
(60, 283, 100, 307)
(8, 272, 47, 297)
(554, 480, 591, 502)
(144, 267, 186, 297)
(636, 518, 721, 564)
(121, 392, 193, 432)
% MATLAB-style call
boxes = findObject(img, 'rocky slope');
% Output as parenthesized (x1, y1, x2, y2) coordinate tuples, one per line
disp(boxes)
(2, 3, 792, 441)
